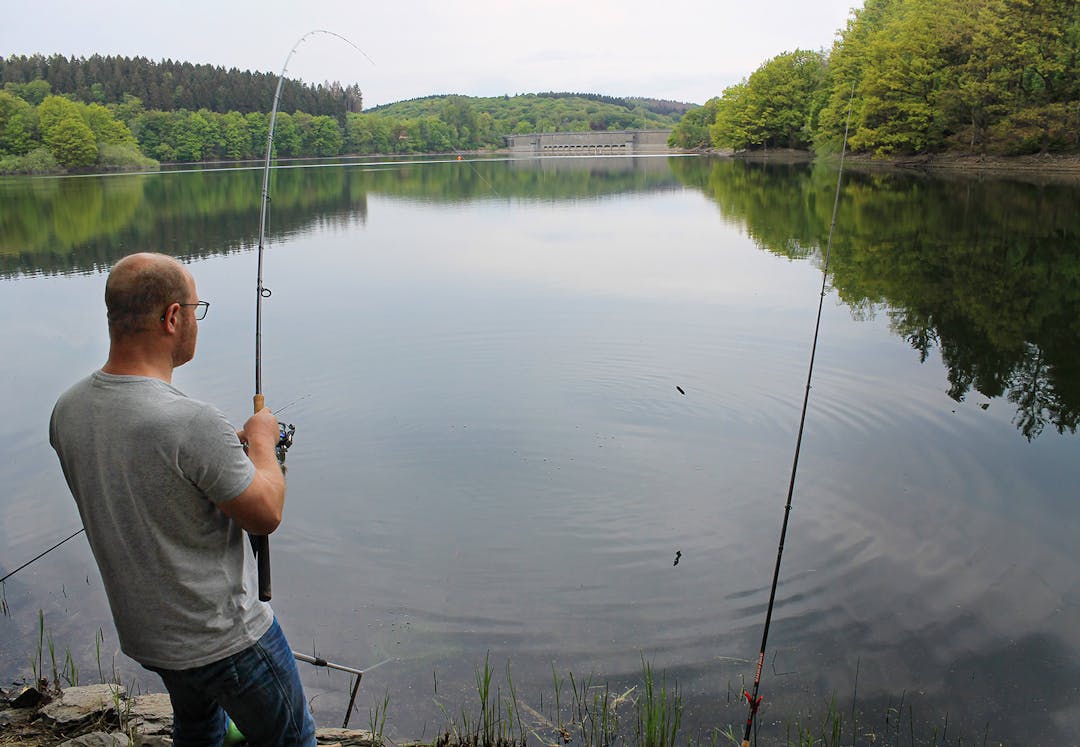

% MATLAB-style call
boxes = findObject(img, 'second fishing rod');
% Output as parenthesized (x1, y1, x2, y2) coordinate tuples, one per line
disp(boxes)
(740, 84, 857, 747)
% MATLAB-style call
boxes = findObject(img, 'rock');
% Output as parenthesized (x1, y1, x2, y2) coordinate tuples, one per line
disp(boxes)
(59, 732, 171, 747)
(0, 705, 36, 726)
(132, 736, 173, 746)
(58, 732, 128, 747)
(40, 683, 125, 729)
(128, 692, 174, 736)
(11, 683, 48, 709)
(316, 726, 379, 745)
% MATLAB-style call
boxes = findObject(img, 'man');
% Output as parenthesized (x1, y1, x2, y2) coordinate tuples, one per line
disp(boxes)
(50, 252, 316, 746)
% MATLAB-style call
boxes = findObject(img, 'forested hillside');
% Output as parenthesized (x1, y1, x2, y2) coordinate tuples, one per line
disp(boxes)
(371, 92, 689, 132)
(669, 0, 1080, 156)
(0, 52, 691, 173)
(0, 54, 360, 116)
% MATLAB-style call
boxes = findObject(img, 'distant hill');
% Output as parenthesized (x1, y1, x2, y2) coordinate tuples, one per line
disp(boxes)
(368, 92, 690, 133)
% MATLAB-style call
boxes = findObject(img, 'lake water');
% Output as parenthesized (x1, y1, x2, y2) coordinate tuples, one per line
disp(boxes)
(1, 155, 1078, 745)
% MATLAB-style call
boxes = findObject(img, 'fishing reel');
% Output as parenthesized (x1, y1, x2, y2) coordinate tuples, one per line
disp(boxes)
(275, 422, 296, 464)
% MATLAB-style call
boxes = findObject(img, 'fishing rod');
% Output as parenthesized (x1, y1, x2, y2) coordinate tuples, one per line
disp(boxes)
(251, 29, 374, 602)
(0, 528, 84, 586)
(740, 85, 856, 747)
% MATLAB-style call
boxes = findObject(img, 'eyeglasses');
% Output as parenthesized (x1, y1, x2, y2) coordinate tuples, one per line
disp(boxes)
(161, 301, 210, 321)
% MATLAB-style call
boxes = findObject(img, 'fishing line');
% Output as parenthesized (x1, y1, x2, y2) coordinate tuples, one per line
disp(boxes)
(448, 149, 502, 197)
(740, 83, 856, 747)
(251, 29, 375, 602)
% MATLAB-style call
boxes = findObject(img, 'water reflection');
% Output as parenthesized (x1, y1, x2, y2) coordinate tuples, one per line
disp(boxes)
(5, 156, 1076, 442)
(670, 157, 1080, 441)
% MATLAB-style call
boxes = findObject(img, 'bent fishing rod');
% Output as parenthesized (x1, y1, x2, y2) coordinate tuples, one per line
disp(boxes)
(740, 85, 856, 747)
(250, 30, 375, 601)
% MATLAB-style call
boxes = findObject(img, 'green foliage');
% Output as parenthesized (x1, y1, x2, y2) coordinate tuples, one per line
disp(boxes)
(2, 94, 139, 171)
(3, 78, 51, 105)
(814, 0, 1080, 155)
(0, 53, 359, 116)
(43, 108, 98, 168)
(82, 102, 138, 147)
(306, 114, 345, 156)
(2, 65, 691, 169)
(668, 98, 720, 149)
(0, 146, 60, 174)
(0, 90, 36, 155)
(710, 50, 826, 151)
(97, 142, 158, 171)
(369, 93, 686, 148)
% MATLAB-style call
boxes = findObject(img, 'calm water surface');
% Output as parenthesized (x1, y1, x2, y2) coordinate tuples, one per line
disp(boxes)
(1, 155, 1078, 744)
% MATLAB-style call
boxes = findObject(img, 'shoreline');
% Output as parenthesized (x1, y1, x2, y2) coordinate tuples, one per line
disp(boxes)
(706, 147, 1080, 181)
(9, 147, 1080, 179)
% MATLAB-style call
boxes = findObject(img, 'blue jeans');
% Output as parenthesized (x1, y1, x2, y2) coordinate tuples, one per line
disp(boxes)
(148, 618, 316, 747)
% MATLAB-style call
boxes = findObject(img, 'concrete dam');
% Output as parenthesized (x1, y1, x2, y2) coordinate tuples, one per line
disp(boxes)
(504, 129, 674, 155)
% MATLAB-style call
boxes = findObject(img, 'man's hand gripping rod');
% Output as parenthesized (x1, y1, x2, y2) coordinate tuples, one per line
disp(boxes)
(249, 392, 295, 602)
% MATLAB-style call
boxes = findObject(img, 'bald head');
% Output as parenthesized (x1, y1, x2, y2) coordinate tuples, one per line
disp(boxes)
(105, 253, 193, 339)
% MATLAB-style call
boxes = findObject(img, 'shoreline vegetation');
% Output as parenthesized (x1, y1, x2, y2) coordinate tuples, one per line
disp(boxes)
(0, 651, 1008, 747)
(0, 611, 1013, 747)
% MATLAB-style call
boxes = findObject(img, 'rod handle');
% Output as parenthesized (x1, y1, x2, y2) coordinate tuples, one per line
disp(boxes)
(742, 742, 750, 747)
(255, 535, 271, 601)
(252, 391, 270, 601)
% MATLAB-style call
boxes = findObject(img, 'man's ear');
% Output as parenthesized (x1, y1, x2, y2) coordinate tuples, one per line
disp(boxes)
(161, 302, 181, 332)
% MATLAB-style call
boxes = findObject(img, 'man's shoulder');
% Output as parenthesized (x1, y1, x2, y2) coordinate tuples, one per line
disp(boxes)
(54, 371, 229, 430)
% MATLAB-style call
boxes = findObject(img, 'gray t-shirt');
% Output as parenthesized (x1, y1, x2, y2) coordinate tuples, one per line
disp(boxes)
(49, 371, 273, 670)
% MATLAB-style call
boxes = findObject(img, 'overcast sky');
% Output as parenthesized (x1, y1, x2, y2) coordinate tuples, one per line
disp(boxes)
(1, 0, 861, 107)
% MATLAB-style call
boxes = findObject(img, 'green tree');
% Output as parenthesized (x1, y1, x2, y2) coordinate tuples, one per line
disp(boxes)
(0, 90, 36, 156)
(306, 115, 344, 156)
(272, 112, 302, 157)
(37, 95, 81, 137)
(3, 79, 52, 105)
(245, 112, 269, 159)
(850, 0, 964, 154)
(43, 113, 98, 167)
(220, 111, 250, 160)
(438, 96, 478, 146)
(710, 82, 753, 149)
(814, 0, 904, 153)
(81, 102, 138, 146)
(669, 98, 720, 148)
(969, 0, 1080, 153)
(710, 50, 825, 150)
(132, 110, 176, 161)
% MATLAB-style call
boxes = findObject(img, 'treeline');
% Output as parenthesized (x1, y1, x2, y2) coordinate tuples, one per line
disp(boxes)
(0, 92, 155, 172)
(669, 0, 1080, 156)
(1, 86, 688, 173)
(0, 54, 361, 117)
